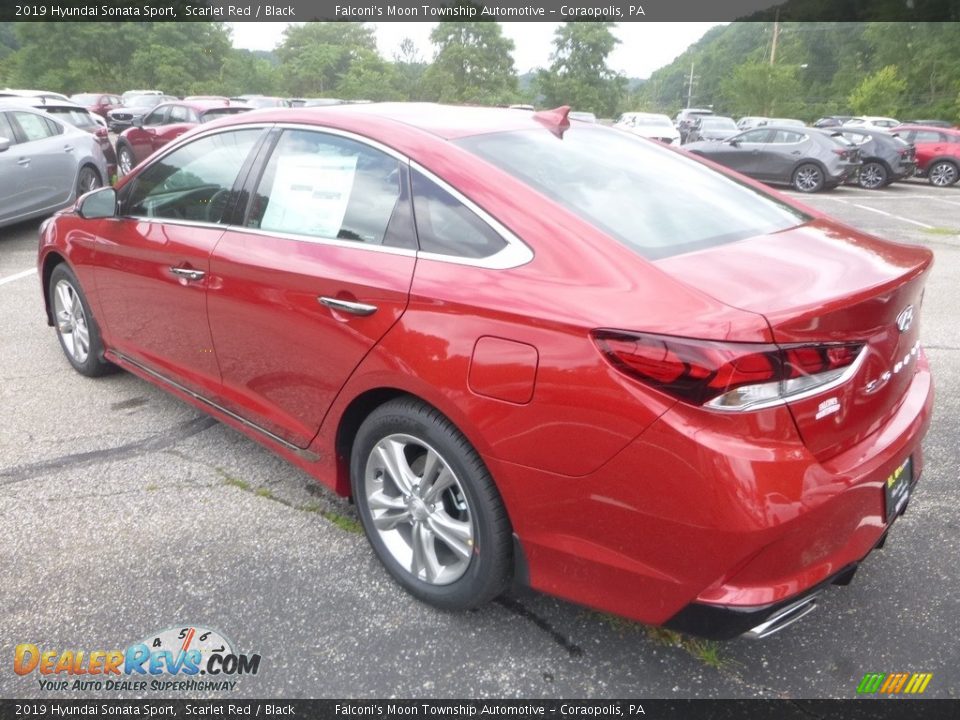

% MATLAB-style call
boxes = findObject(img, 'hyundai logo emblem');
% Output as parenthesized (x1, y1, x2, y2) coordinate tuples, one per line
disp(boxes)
(896, 305, 914, 334)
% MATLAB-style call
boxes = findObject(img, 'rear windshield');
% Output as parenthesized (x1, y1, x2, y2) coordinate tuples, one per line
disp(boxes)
(456, 127, 808, 260)
(44, 107, 98, 130)
(200, 107, 250, 122)
(70, 94, 99, 104)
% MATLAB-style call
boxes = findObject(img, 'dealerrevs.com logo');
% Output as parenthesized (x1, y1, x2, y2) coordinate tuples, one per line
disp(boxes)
(14, 626, 261, 692)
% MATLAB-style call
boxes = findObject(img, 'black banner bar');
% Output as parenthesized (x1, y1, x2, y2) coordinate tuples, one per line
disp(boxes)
(2, 0, 960, 23)
(0, 700, 958, 720)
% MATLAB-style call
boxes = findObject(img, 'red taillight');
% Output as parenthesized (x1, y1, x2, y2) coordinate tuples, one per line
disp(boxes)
(833, 148, 849, 158)
(592, 330, 863, 410)
(95, 127, 108, 138)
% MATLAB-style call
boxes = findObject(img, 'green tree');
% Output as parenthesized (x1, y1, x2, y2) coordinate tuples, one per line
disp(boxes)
(392, 37, 429, 101)
(338, 50, 403, 101)
(217, 49, 282, 97)
(275, 22, 377, 97)
(534, 22, 627, 118)
(848, 65, 907, 116)
(6, 22, 231, 96)
(423, 20, 518, 104)
(721, 62, 802, 117)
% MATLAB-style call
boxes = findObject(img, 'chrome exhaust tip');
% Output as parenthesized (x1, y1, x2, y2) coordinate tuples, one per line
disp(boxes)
(745, 595, 819, 639)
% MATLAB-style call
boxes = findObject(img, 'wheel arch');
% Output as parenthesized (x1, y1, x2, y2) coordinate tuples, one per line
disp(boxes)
(40, 251, 69, 326)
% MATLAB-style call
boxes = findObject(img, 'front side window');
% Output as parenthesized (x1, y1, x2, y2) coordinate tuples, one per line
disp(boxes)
(457, 127, 808, 260)
(738, 129, 772, 144)
(0, 112, 17, 143)
(770, 130, 805, 144)
(248, 129, 405, 247)
(143, 107, 168, 126)
(124, 129, 262, 222)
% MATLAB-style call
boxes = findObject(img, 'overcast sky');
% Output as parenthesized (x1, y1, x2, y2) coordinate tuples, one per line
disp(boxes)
(229, 22, 724, 79)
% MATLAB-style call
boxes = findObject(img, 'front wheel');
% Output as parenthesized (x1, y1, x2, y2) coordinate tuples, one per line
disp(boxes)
(858, 161, 888, 190)
(351, 398, 512, 610)
(928, 160, 959, 187)
(117, 144, 135, 176)
(792, 163, 825, 193)
(48, 264, 115, 377)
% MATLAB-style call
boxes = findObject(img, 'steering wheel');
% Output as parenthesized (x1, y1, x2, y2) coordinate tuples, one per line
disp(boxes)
(205, 188, 233, 224)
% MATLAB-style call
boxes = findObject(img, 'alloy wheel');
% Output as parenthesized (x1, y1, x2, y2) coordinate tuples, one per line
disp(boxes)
(929, 161, 958, 187)
(364, 433, 475, 585)
(53, 278, 90, 364)
(858, 162, 886, 189)
(794, 165, 824, 193)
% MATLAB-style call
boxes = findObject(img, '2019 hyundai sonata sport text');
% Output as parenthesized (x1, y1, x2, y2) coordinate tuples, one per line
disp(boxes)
(38, 104, 933, 639)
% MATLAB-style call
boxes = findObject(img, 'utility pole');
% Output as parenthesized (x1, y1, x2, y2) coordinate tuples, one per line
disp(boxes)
(769, 10, 781, 65)
(686, 62, 697, 108)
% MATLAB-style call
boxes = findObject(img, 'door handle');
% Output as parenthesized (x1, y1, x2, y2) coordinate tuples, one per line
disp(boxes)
(64, 145, 75, 153)
(318, 296, 378, 316)
(16, 158, 30, 166)
(170, 267, 206, 281)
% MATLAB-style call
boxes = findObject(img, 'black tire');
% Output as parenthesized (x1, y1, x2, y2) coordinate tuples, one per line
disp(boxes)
(117, 144, 136, 176)
(76, 165, 102, 198)
(792, 163, 825, 193)
(928, 160, 959, 187)
(858, 160, 888, 190)
(351, 398, 512, 610)
(48, 264, 115, 377)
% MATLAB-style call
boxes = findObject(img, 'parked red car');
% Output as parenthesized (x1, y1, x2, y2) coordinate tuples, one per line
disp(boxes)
(894, 124, 960, 186)
(115, 100, 252, 174)
(69, 93, 122, 119)
(38, 105, 933, 639)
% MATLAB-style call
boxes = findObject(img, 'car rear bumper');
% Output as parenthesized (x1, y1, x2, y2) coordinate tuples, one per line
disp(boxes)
(496, 354, 933, 637)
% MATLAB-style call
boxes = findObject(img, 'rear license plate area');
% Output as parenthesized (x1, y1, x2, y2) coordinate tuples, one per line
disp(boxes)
(884, 456, 912, 522)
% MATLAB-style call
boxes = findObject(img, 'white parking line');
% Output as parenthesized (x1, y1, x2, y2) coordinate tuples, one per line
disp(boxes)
(0, 268, 36, 286)
(847, 203, 935, 229)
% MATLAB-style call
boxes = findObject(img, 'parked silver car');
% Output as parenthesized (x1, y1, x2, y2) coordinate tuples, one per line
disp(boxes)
(0, 106, 108, 228)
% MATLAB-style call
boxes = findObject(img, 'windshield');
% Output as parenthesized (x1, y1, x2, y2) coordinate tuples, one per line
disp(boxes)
(70, 94, 99, 104)
(702, 117, 738, 130)
(127, 95, 161, 108)
(456, 127, 808, 260)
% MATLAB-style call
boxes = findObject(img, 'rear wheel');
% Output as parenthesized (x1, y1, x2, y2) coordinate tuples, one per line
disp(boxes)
(792, 163, 825, 193)
(858, 161, 888, 190)
(48, 264, 114, 377)
(928, 160, 958, 187)
(76, 165, 102, 198)
(351, 398, 512, 610)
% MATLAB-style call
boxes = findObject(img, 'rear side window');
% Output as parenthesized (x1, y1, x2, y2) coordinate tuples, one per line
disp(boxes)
(12, 112, 58, 141)
(248, 129, 406, 247)
(457, 127, 808, 260)
(411, 169, 507, 259)
(771, 130, 805, 144)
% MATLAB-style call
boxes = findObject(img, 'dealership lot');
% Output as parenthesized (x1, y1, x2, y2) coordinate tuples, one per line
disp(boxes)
(1, 181, 958, 699)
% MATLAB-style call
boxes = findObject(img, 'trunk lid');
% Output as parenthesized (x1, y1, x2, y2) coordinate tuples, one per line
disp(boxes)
(657, 220, 932, 460)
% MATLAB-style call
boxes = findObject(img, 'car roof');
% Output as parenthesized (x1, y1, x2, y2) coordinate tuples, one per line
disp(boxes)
(213, 102, 590, 140)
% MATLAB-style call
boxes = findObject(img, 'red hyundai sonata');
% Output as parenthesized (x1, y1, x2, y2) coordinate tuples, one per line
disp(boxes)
(38, 104, 933, 639)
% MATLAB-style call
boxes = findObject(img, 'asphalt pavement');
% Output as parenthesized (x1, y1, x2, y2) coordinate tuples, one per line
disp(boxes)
(1, 180, 958, 700)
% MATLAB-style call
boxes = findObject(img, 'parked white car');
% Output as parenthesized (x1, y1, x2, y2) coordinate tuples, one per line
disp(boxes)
(615, 112, 681, 145)
(844, 116, 900, 130)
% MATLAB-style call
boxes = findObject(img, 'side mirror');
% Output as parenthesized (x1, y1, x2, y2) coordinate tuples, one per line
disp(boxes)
(132, 117, 143, 127)
(77, 187, 117, 219)
(728, 138, 741, 147)
(0, 137, 10, 153)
